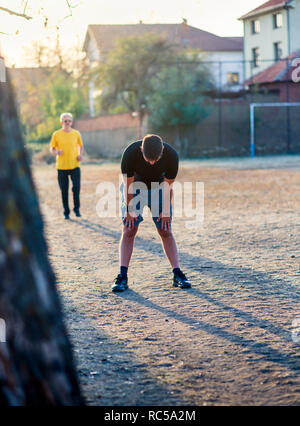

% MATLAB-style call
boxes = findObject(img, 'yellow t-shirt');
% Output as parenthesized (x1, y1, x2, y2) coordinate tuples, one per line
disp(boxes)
(50, 128, 83, 170)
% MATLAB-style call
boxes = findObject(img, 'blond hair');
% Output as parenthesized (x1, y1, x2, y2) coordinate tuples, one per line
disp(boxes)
(60, 112, 73, 122)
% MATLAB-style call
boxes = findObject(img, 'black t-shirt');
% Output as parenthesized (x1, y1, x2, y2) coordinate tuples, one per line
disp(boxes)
(121, 140, 179, 189)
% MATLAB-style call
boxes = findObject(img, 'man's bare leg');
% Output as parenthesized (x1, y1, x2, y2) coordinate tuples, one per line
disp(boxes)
(157, 228, 191, 288)
(157, 228, 179, 269)
(112, 226, 139, 292)
(120, 225, 139, 267)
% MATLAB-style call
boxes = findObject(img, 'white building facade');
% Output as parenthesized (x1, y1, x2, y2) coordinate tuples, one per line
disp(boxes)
(204, 50, 245, 92)
(240, 0, 300, 80)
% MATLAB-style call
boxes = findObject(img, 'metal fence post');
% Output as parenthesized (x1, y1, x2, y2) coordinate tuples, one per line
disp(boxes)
(218, 61, 222, 148)
(286, 57, 291, 153)
(250, 103, 255, 157)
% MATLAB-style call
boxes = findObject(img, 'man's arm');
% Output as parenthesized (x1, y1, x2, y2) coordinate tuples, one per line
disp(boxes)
(49, 133, 63, 156)
(122, 174, 136, 229)
(157, 177, 175, 231)
(159, 147, 178, 229)
(164, 177, 175, 203)
(123, 174, 135, 206)
(77, 133, 84, 161)
(50, 147, 63, 156)
(121, 145, 137, 228)
(77, 144, 84, 161)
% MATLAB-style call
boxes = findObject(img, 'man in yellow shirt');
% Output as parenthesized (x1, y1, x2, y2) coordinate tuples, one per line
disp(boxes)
(50, 112, 84, 219)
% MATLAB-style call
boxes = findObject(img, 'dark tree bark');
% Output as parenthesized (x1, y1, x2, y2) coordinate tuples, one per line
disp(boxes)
(0, 72, 84, 405)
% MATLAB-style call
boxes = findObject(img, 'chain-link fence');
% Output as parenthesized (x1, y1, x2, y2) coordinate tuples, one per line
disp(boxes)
(150, 57, 300, 158)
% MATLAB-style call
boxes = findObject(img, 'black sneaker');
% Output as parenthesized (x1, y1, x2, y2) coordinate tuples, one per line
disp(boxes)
(173, 271, 191, 289)
(74, 210, 81, 217)
(64, 214, 70, 220)
(112, 274, 128, 292)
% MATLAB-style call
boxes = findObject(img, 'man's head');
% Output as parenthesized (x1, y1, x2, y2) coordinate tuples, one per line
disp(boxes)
(60, 112, 73, 130)
(141, 134, 164, 165)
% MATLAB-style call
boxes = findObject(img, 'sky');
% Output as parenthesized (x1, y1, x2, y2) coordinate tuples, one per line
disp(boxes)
(0, 0, 264, 66)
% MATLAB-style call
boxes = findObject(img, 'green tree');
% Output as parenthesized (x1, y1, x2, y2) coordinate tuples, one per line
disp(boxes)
(32, 72, 87, 141)
(148, 60, 212, 156)
(94, 34, 175, 137)
(93, 35, 213, 150)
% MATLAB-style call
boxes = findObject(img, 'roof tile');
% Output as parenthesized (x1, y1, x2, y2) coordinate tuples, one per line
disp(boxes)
(84, 23, 243, 53)
(245, 49, 300, 85)
(240, 0, 287, 20)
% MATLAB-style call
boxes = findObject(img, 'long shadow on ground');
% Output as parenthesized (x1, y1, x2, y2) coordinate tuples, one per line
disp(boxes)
(118, 289, 300, 374)
(61, 294, 186, 406)
(75, 218, 300, 303)
(72, 219, 300, 374)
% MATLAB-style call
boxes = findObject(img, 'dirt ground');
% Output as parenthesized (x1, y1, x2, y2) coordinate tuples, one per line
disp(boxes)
(33, 155, 300, 406)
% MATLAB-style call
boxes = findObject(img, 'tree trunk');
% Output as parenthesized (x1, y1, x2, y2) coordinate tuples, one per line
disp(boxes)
(0, 72, 84, 405)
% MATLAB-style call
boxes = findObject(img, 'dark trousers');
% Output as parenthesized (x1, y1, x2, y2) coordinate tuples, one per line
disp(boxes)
(57, 168, 81, 215)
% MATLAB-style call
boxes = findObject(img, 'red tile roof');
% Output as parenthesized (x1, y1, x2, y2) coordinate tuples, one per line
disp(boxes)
(245, 49, 300, 85)
(74, 112, 139, 132)
(240, 0, 289, 20)
(84, 23, 243, 54)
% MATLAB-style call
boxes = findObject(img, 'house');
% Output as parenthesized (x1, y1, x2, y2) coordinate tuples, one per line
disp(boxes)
(83, 21, 243, 116)
(240, 0, 300, 80)
(245, 48, 300, 101)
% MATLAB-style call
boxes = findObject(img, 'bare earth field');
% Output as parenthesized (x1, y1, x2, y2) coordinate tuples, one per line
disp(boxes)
(33, 155, 300, 406)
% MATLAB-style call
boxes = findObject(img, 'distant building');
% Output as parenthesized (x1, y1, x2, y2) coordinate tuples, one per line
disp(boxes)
(83, 21, 243, 116)
(245, 48, 300, 101)
(240, 0, 300, 80)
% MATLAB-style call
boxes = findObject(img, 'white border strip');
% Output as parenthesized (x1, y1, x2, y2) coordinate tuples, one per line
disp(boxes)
(0, 57, 6, 83)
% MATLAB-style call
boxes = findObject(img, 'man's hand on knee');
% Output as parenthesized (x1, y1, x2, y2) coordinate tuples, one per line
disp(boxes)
(123, 211, 137, 230)
(157, 212, 171, 231)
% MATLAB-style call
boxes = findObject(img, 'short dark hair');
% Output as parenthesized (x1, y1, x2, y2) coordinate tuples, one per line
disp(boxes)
(142, 134, 163, 161)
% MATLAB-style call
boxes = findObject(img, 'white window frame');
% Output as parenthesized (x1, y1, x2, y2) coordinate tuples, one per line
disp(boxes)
(251, 19, 261, 34)
(227, 72, 239, 86)
(274, 41, 283, 61)
(252, 47, 261, 68)
(273, 12, 283, 29)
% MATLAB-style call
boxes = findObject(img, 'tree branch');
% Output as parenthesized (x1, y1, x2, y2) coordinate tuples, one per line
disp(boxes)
(0, 5, 32, 20)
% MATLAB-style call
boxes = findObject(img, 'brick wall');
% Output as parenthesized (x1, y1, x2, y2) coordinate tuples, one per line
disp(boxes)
(74, 113, 148, 158)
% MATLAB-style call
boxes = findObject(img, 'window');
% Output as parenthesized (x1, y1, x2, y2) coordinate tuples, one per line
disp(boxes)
(274, 42, 283, 60)
(273, 12, 283, 28)
(227, 72, 239, 86)
(251, 20, 260, 34)
(252, 47, 261, 68)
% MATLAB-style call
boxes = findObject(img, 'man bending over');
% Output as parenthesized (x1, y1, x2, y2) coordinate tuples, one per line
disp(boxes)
(112, 134, 191, 292)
